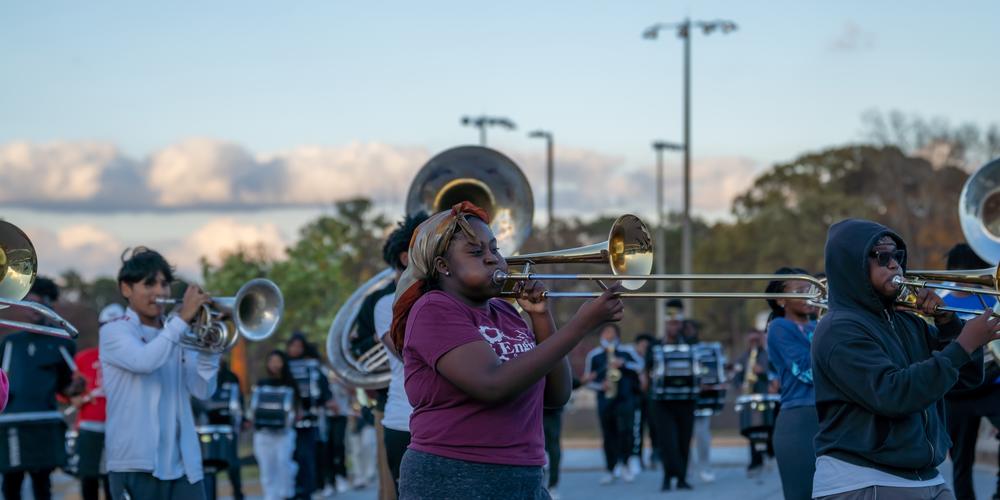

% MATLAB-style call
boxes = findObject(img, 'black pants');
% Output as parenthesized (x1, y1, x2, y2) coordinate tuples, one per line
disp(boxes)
(748, 431, 775, 469)
(2, 469, 53, 500)
(543, 408, 563, 488)
(324, 416, 348, 482)
(597, 395, 637, 472)
(109, 471, 205, 500)
(773, 405, 818, 500)
(202, 436, 243, 500)
(383, 426, 411, 496)
(947, 392, 1000, 500)
(650, 399, 695, 483)
(81, 476, 112, 500)
(293, 427, 318, 499)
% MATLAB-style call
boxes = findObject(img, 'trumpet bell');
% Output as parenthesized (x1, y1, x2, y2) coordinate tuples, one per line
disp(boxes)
(0, 221, 37, 302)
(960, 157, 1000, 265)
(216, 278, 284, 342)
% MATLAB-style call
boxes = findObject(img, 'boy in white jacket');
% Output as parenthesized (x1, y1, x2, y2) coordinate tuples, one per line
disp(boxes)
(100, 248, 220, 500)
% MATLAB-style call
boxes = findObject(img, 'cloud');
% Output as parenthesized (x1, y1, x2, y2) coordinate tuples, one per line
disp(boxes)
(168, 218, 288, 275)
(829, 21, 876, 52)
(20, 224, 125, 279)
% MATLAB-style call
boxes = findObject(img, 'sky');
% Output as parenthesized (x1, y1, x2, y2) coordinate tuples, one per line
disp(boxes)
(2, 1, 998, 279)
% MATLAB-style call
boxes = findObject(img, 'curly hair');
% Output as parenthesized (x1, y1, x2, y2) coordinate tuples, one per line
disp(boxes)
(382, 211, 430, 270)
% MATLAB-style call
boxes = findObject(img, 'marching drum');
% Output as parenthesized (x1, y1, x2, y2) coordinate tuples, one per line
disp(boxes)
(694, 342, 728, 416)
(289, 358, 322, 427)
(204, 382, 243, 427)
(197, 424, 235, 471)
(0, 411, 67, 471)
(650, 344, 701, 401)
(735, 394, 780, 442)
(250, 385, 295, 430)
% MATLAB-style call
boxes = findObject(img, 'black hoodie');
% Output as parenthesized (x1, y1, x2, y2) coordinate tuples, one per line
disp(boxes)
(812, 219, 984, 480)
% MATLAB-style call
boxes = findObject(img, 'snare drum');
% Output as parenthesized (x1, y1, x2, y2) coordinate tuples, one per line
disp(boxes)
(197, 424, 235, 471)
(650, 344, 701, 401)
(694, 342, 727, 416)
(0, 411, 67, 471)
(735, 394, 780, 441)
(250, 385, 295, 430)
(204, 382, 243, 428)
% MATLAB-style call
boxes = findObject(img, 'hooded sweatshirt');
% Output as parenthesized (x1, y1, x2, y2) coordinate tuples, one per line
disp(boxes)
(812, 219, 984, 480)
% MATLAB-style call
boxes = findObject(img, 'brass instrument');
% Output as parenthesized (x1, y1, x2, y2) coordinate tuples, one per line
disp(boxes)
(604, 343, 621, 399)
(0, 221, 78, 338)
(326, 146, 534, 389)
(157, 278, 283, 353)
(742, 347, 759, 394)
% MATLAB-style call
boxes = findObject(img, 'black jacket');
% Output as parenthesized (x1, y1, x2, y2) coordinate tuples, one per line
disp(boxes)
(812, 219, 984, 480)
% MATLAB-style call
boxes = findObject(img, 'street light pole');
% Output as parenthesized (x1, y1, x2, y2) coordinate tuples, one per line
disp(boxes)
(643, 18, 737, 315)
(461, 115, 517, 146)
(528, 130, 555, 247)
(653, 140, 683, 340)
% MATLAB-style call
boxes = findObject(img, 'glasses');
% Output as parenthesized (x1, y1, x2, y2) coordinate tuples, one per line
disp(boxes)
(870, 249, 905, 267)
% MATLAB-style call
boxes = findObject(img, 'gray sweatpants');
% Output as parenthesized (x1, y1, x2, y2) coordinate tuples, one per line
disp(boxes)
(109, 471, 206, 500)
(815, 484, 956, 500)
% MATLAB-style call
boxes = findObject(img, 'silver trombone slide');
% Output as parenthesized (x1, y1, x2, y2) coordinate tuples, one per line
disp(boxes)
(0, 298, 79, 339)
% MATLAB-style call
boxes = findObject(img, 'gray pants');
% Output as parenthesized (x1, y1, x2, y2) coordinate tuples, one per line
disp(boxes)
(774, 405, 818, 500)
(693, 415, 712, 471)
(399, 449, 549, 500)
(109, 471, 206, 500)
(815, 483, 955, 500)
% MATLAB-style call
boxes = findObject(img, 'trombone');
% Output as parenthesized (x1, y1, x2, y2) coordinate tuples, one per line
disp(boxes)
(0, 221, 79, 339)
(497, 214, 826, 301)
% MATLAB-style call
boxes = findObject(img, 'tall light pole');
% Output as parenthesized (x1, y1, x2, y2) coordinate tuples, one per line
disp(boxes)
(643, 18, 737, 314)
(653, 140, 683, 339)
(528, 129, 555, 246)
(461, 115, 517, 146)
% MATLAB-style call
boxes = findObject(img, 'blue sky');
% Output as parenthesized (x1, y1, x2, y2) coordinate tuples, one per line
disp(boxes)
(1, 1, 998, 278)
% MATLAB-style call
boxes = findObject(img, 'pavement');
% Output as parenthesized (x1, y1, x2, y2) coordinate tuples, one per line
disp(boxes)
(37, 444, 1000, 499)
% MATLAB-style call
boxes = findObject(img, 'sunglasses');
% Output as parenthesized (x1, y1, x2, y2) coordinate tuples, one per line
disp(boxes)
(870, 249, 905, 267)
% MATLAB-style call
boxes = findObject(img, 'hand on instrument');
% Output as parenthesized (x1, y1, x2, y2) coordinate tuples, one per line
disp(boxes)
(513, 279, 548, 315)
(898, 287, 955, 323)
(611, 358, 625, 369)
(575, 282, 625, 330)
(179, 284, 212, 323)
(957, 310, 1000, 354)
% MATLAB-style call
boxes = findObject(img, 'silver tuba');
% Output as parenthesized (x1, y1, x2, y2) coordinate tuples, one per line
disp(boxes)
(958, 157, 1000, 366)
(326, 145, 534, 389)
(158, 278, 284, 353)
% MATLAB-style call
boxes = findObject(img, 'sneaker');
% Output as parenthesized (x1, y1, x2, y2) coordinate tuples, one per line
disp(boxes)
(321, 485, 335, 497)
(622, 466, 635, 483)
(627, 456, 641, 477)
(548, 487, 561, 499)
(612, 464, 623, 478)
(699, 469, 716, 483)
(335, 476, 350, 493)
(599, 472, 615, 485)
(676, 480, 693, 490)
(660, 477, 672, 491)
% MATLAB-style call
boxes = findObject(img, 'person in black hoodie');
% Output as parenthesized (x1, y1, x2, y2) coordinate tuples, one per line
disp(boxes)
(811, 219, 998, 500)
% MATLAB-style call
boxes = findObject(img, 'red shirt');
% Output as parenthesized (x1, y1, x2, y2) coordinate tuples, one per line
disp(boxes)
(75, 348, 106, 424)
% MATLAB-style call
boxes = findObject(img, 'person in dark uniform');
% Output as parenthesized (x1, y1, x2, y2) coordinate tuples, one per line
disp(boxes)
(643, 300, 699, 492)
(194, 360, 245, 500)
(286, 333, 331, 500)
(633, 333, 657, 469)
(583, 323, 644, 485)
(732, 329, 775, 477)
(940, 244, 1000, 500)
(0, 277, 81, 500)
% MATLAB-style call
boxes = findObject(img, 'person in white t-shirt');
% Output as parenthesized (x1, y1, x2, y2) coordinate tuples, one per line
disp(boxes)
(375, 211, 428, 496)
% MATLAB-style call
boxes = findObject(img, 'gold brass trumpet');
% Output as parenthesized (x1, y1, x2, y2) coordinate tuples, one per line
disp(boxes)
(0, 221, 78, 339)
(157, 278, 283, 353)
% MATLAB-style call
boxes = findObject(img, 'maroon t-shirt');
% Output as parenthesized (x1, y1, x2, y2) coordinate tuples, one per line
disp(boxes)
(402, 290, 545, 466)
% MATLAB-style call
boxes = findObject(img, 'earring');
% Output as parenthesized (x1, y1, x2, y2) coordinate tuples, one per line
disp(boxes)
(445, 271, 451, 276)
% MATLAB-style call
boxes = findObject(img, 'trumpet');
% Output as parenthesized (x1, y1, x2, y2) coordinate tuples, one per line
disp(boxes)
(0, 221, 78, 339)
(156, 278, 283, 353)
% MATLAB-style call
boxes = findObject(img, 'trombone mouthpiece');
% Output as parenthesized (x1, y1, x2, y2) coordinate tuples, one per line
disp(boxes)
(492, 269, 510, 285)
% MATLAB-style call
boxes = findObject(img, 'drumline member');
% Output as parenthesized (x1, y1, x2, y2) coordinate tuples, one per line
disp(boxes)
(374, 212, 428, 496)
(582, 323, 643, 484)
(812, 220, 996, 500)
(763, 267, 819, 500)
(69, 303, 122, 500)
(322, 373, 352, 493)
(252, 350, 300, 500)
(643, 300, 699, 491)
(633, 333, 658, 469)
(286, 333, 331, 500)
(939, 243, 1000, 500)
(391, 202, 624, 499)
(100, 248, 219, 500)
(731, 329, 774, 477)
(0, 277, 80, 500)
(194, 360, 245, 500)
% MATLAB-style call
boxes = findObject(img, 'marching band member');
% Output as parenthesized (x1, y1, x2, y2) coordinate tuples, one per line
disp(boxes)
(633, 333, 657, 469)
(392, 202, 623, 499)
(731, 329, 774, 478)
(375, 212, 428, 496)
(286, 333, 331, 500)
(764, 267, 819, 500)
(253, 350, 300, 500)
(0, 277, 80, 500)
(100, 248, 220, 499)
(582, 323, 643, 485)
(195, 359, 246, 500)
(939, 243, 1000, 500)
(644, 300, 699, 491)
(812, 220, 994, 500)
(322, 373, 352, 494)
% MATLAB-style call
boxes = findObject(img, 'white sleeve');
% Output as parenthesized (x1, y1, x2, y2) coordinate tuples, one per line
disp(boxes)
(374, 294, 394, 341)
(183, 349, 221, 400)
(99, 316, 185, 374)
